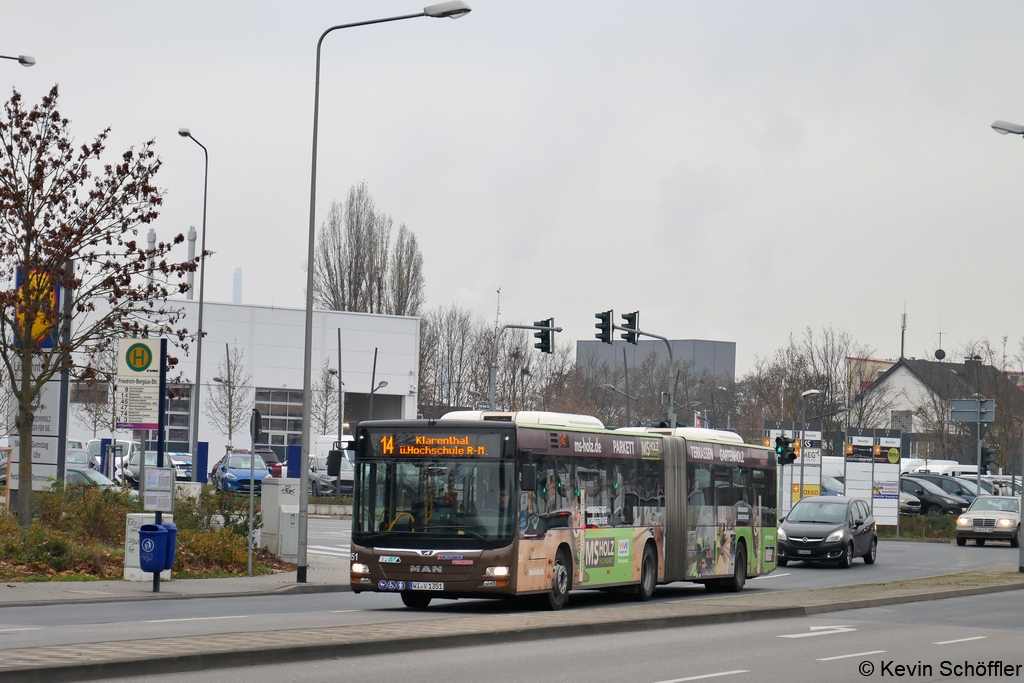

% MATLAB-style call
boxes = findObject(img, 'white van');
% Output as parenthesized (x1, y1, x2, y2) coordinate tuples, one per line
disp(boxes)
(936, 464, 978, 478)
(904, 459, 959, 475)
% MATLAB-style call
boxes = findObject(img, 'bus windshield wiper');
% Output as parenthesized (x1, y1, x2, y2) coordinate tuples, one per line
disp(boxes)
(426, 524, 488, 541)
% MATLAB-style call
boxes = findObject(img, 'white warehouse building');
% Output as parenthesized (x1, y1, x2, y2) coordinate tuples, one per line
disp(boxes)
(71, 300, 420, 461)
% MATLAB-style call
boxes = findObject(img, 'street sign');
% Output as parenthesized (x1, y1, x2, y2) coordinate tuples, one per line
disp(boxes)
(115, 339, 161, 430)
(951, 398, 995, 423)
(475, 401, 491, 411)
(143, 467, 174, 512)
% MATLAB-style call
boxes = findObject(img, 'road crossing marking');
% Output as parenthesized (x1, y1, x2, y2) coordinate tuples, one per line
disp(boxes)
(817, 650, 886, 661)
(655, 670, 749, 683)
(752, 572, 791, 580)
(0, 627, 41, 633)
(146, 615, 251, 623)
(934, 636, 987, 645)
(308, 545, 350, 557)
(778, 625, 856, 638)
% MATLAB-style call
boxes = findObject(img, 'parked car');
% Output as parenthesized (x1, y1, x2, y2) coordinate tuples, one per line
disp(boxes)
(64, 466, 137, 498)
(256, 449, 285, 478)
(65, 448, 99, 470)
(122, 451, 191, 488)
(955, 496, 1020, 547)
(86, 439, 141, 482)
(900, 476, 969, 516)
(777, 497, 877, 568)
(820, 474, 845, 497)
(906, 472, 978, 504)
(214, 452, 270, 493)
(899, 491, 921, 515)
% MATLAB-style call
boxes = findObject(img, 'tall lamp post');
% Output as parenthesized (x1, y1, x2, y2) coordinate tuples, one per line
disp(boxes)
(798, 389, 821, 502)
(991, 118, 1024, 572)
(179, 127, 210, 482)
(297, 0, 472, 583)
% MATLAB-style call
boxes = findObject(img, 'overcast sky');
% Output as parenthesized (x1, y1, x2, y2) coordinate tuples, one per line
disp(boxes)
(5, 1, 1024, 375)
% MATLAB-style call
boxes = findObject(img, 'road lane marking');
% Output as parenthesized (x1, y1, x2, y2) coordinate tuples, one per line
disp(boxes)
(330, 610, 361, 613)
(655, 670, 749, 683)
(752, 573, 791, 580)
(145, 615, 251, 623)
(817, 650, 887, 661)
(0, 627, 41, 633)
(934, 636, 987, 645)
(778, 625, 856, 638)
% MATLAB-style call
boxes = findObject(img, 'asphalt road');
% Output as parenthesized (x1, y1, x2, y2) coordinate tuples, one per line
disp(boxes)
(0, 530, 1018, 652)
(96, 589, 1024, 683)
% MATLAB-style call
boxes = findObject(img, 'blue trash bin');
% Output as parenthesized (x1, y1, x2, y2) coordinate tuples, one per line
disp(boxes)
(139, 524, 168, 574)
(161, 521, 177, 570)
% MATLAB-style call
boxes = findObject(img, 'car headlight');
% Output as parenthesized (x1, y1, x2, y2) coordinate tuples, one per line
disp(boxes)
(997, 518, 1014, 528)
(485, 566, 510, 577)
(777, 527, 787, 541)
(942, 498, 956, 505)
(351, 563, 370, 574)
(825, 530, 844, 543)
(957, 516, 971, 526)
(225, 472, 237, 479)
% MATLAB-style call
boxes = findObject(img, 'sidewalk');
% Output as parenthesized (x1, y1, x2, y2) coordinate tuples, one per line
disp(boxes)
(2, 565, 1023, 683)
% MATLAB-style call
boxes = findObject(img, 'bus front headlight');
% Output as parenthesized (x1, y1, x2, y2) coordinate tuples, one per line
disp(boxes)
(485, 566, 510, 577)
(351, 563, 370, 574)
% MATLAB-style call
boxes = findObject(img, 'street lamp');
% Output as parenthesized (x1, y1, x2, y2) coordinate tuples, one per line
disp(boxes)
(179, 127, 210, 482)
(368, 381, 389, 421)
(328, 367, 345, 448)
(297, 1, 471, 583)
(990, 119, 1024, 573)
(0, 54, 35, 66)
(798, 389, 821, 502)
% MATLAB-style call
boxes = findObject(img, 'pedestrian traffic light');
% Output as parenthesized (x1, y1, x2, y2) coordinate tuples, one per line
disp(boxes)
(775, 436, 796, 465)
(981, 445, 997, 475)
(533, 318, 553, 354)
(595, 310, 613, 344)
(620, 311, 639, 345)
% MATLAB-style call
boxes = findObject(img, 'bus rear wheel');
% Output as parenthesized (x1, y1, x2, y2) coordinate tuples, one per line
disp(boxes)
(634, 545, 656, 601)
(544, 548, 570, 611)
(725, 545, 746, 593)
(401, 592, 431, 610)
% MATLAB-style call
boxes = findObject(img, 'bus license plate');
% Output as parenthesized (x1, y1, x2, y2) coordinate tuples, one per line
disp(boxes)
(410, 582, 444, 591)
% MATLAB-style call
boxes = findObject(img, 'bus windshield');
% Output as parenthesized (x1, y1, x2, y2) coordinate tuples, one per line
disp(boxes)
(354, 429, 515, 548)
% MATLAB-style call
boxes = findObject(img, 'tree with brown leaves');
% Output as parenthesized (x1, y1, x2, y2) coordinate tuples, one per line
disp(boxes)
(0, 86, 193, 526)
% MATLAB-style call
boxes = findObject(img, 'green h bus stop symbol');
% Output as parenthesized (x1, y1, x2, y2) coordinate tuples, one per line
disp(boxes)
(126, 343, 153, 371)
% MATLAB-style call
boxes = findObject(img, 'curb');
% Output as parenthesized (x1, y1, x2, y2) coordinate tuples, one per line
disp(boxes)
(5, 578, 1024, 683)
(878, 537, 952, 544)
(0, 582, 350, 610)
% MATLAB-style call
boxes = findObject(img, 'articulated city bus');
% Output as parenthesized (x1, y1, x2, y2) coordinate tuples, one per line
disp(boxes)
(350, 411, 777, 609)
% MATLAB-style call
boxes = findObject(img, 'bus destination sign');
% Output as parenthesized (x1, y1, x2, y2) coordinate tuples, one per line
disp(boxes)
(379, 434, 491, 457)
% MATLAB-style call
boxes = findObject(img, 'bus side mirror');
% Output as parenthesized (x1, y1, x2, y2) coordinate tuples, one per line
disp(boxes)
(327, 450, 342, 477)
(521, 464, 537, 491)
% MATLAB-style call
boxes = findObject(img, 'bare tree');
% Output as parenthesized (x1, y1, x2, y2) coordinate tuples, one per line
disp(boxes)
(311, 359, 338, 436)
(204, 344, 253, 446)
(388, 223, 425, 317)
(71, 344, 118, 437)
(313, 182, 424, 317)
(0, 86, 192, 526)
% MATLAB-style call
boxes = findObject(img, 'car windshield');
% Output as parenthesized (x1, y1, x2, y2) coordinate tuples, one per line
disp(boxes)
(82, 470, 116, 486)
(786, 501, 848, 524)
(66, 450, 92, 465)
(953, 479, 982, 496)
(130, 452, 159, 467)
(228, 455, 267, 470)
(968, 498, 1019, 513)
(906, 478, 947, 496)
(821, 475, 844, 493)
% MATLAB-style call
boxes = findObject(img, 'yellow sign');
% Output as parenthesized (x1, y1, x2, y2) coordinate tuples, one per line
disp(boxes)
(125, 343, 153, 371)
(791, 483, 821, 501)
(15, 270, 58, 347)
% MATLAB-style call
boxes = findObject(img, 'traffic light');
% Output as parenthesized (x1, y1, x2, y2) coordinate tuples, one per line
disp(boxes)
(533, 318, 553, 354)
(595, 310, 613, 344)
(775, 436, 796, 466)
(981, 445, 997, 475)
(620, 311, 639, 345)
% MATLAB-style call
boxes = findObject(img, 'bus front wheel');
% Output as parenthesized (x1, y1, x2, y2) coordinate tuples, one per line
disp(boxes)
(544, 548, 570, 611)
(634, 545, 656, 601)
(401, 592, 431, 610)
